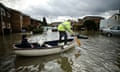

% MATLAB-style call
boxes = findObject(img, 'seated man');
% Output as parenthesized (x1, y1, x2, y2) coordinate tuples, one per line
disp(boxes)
(21, 35, 34, 48)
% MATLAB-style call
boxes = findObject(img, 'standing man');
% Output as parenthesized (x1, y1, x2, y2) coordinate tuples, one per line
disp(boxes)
(57, 20, 74, 45)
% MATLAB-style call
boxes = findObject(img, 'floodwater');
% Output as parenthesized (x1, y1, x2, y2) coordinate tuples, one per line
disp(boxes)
(0, 30, 120, 72)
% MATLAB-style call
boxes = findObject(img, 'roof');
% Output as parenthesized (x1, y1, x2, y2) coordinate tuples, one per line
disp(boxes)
(83, 16, 104, 19)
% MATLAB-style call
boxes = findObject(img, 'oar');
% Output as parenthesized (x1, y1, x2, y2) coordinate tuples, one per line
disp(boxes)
(74, 36, 81, 46)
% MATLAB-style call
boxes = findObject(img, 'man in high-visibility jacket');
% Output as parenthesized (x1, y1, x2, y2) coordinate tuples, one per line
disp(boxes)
(57, 20, 74, 45)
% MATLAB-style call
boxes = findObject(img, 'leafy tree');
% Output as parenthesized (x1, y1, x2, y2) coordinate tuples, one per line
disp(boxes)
(42, 17, 48, 26)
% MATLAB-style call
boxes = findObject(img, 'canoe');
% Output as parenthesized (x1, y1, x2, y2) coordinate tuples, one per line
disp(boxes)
(13, 39, 75, 56)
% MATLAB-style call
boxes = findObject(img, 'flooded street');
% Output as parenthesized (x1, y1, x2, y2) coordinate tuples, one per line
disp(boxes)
(0, 31, 120, 72)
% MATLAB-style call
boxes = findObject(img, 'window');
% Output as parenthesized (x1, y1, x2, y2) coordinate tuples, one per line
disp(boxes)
(111, 26, 120, 30)
(114, 15, 117, 20)
(1, 8, 6, 16)
(118, 26, 120, 30)
(7, 12, 10, 18)
(7, 23, 11, 28)
(111, 26, 118, 30)
(2, 21, 6, 28)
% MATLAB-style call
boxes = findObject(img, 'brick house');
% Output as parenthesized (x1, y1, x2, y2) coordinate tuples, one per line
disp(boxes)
(22, 14, 31, 31)
(0, 3, 11, 35)
(9, 9, 23, 33)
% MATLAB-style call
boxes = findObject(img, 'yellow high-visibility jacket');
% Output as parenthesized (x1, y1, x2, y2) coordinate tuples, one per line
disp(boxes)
(57, 21, 73, 33)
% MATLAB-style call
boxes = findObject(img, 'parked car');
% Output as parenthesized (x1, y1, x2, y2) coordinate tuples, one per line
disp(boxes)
(102, 25, 120, 37)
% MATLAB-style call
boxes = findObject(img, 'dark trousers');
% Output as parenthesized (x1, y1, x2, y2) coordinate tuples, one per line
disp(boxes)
(59, 31, 68, 45)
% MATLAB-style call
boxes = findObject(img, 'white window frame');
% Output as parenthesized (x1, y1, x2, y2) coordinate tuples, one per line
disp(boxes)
(2, 21, 6, 28)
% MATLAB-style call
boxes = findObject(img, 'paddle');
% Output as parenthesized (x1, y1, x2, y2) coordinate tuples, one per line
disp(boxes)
(74, 36, 81, 46)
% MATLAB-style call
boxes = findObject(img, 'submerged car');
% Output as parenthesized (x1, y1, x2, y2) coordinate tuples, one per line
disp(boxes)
(102, 25, 120, 37)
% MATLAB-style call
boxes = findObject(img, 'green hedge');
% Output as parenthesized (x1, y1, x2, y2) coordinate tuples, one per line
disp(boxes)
(32, 28, 43, 34)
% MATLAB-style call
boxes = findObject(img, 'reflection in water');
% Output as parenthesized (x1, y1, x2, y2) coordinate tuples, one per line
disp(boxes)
(16, 64, 44, 72)
(57, 56, 73, 72)
(0, 34, 22, 56)
(15, 55, 61, 72)
(114, 47, 120, 69)
(0, 55, 16, 72)
(74, 50, 81, 58)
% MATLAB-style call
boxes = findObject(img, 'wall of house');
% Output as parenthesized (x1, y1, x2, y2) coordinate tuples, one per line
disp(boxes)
(0, 23, 2, 34)
(100, 13, 120, 30)
(0, 4, 12, 35)
(100, 19, 119, 30)
(11, 11, 22, 33)
(109, 14, 120, 24)
(0, 3, 42, 34)
(22, 15, 31, 31)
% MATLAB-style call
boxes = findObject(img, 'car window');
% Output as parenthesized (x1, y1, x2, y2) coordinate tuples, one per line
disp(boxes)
(118, 26, 120, 30)
(111, 26, 118, 30)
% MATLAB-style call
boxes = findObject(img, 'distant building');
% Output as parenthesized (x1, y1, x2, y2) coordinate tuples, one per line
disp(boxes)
(109, 13, 120, 24)
(83, 16, 104, 30)
(100, 11, 120, 30)
(0, 3, 11, 35)
(0, 3, 42, 34)
(83, 16, 104, 24)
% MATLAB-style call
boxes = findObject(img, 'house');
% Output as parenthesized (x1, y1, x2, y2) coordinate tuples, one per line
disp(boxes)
(9, 9, 32, 32)
(100, 11, 120, 30)
(0, 3, 43, 34)
(8, 8, 23, 33)
(109, 13, 120, 24)
(83, 16, 104, 30)
(0, 3, 12, 35)
(83, 16, 104, 24)
(22, 14, 31, 31)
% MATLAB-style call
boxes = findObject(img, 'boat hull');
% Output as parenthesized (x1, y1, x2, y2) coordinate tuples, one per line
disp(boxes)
(13, 42, 74, 56)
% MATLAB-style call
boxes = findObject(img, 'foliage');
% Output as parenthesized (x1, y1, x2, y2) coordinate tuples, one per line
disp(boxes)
(28, 24, 43, 34)
(28, 25, 35, 31)
(32, 27, 43, 34)
(42, 17, 48, 26)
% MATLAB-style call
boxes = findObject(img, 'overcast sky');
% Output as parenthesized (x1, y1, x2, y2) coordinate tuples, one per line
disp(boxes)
(0, 0, 120, 23)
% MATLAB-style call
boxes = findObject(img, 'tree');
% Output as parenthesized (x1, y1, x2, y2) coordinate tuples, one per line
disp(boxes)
(42, 17, 48, 26)
(83, 20, 97, 30)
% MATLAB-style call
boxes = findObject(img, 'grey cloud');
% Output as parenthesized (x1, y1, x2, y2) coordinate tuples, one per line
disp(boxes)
(28, 0, 120, 17)
(48, 0, 120, 15)
(1, 0, 120, 17)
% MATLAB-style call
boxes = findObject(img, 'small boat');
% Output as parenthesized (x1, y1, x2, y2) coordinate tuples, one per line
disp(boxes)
(13, 39, 74, 56)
